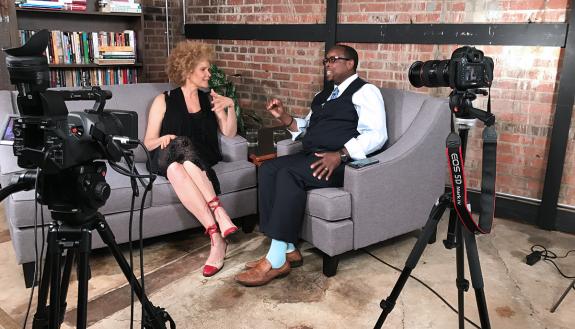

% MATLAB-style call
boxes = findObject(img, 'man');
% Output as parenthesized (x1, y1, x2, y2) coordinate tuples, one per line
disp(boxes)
(234, 44, 387, 286)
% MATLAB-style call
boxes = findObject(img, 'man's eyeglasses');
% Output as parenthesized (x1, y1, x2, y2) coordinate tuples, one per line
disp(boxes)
(322, 56, 351, 65)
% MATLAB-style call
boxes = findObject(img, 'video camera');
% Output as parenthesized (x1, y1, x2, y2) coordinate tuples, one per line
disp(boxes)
(408, 46, 494, 91)
(4, 29, 138, 175)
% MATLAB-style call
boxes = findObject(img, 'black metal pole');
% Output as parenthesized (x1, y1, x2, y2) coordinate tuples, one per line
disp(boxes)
(537, 2, 575, 230)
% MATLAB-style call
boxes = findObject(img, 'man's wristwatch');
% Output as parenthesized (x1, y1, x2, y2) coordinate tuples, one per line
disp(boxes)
(339, 149, 349, 163)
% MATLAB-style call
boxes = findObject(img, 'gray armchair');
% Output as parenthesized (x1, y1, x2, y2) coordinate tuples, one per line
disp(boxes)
(276, 88, 450, 276)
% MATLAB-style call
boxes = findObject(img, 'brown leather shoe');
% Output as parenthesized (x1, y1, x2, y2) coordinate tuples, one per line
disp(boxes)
(235, 258, 291, 287)
(244, 249, 303, 269)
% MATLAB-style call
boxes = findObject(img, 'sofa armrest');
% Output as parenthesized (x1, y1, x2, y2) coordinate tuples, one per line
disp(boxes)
(219, 133, 248, 162)
(343, 97, 450, 249)
(276, 139, 303, 157)
(0, 146, 24, 187)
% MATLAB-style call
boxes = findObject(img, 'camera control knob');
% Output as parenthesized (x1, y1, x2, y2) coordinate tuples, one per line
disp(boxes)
(13, 128, 22, 137)
(93, 182, 111, 202)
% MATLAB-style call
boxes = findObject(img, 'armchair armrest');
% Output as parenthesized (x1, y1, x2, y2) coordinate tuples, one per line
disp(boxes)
(218, 133, 248, 162)
(343, 97, 450, 249)
(276, 139, 303, 157)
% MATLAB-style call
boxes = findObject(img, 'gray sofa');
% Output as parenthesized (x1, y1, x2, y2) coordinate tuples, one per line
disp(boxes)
(276, 88, 450, 276)
(0, 83, 257, 287)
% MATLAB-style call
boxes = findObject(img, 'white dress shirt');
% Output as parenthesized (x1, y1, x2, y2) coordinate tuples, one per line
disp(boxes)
(290, 74, 388, 160)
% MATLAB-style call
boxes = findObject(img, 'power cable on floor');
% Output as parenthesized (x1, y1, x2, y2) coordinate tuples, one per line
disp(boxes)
(364, 249, 481, 329)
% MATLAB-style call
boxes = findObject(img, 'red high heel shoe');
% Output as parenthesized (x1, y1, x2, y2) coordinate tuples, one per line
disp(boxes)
(203, 224, 226, 277)
(207, 196, 238, 238)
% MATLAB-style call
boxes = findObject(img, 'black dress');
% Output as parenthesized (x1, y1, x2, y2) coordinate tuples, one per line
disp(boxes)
(150, 87, 223, 194)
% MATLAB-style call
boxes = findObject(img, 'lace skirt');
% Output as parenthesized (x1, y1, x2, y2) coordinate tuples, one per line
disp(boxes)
(152, 136, 221, 195)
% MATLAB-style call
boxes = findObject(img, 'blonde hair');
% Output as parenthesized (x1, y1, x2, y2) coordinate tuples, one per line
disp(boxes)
(166, 41, 214, 86)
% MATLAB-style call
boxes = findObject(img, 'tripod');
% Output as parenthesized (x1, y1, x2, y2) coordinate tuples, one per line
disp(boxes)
(550, 278, 575, 313)
(375, 94, 495, 328)
(32, 211, 175, 329)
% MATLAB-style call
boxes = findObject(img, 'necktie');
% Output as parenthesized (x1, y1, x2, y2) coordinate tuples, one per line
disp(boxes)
(327, 86, 339, 101)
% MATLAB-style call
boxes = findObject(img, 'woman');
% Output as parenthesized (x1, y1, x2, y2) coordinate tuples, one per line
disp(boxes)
(144, 41, 238, 277)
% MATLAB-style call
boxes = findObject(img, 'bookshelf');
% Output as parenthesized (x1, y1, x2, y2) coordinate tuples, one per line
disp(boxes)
(5, 0, 145, 88)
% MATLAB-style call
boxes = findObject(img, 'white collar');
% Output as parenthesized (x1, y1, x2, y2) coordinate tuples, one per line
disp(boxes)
(334, 73, 359, 94)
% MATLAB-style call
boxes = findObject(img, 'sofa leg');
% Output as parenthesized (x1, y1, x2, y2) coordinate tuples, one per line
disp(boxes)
(241, 214, 258, 233)
(322, 254, 340, 277)
(23, 262, 36, 288)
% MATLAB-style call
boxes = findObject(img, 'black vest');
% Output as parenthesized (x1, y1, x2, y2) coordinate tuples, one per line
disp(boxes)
(302, 77, 367, 152)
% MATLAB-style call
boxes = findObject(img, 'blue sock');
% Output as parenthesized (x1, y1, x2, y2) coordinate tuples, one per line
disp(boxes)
(265, 239, 288, 269)
(286, 243, 296, 253)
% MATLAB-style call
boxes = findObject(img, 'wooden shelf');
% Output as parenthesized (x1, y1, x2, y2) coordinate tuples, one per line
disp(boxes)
(49, 63, 143, 68)
(16, 8, 142, 18)
(4, 0, 147, 87)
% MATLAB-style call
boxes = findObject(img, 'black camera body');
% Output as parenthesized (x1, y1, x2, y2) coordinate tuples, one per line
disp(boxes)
(409, 46, 494, 91)
(12, 90, 137, 174)
(5, 30, 138, 175)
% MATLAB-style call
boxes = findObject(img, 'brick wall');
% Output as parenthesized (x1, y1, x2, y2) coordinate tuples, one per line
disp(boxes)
(143, 0, 574, 206)
(142, 0, 186, 82)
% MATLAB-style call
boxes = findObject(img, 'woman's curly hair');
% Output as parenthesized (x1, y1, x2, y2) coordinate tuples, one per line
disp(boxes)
(166, 41, 214, 86)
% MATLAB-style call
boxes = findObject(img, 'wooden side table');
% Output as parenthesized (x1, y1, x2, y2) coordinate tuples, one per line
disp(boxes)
(247, 127, 290, 166)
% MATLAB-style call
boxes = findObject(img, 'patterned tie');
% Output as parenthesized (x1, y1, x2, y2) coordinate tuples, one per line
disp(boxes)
(327, 86, 339, 101)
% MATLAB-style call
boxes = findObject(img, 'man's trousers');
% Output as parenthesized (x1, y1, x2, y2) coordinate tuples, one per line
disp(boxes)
(258, 152, 345, 243)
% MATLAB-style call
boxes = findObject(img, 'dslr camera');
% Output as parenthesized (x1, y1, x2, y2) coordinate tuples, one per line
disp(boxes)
(408, 46, 494, 91)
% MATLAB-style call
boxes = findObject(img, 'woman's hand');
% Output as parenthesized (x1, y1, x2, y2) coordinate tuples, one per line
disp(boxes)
(159, 134, 176, 149)
(210, 89, 234, 115)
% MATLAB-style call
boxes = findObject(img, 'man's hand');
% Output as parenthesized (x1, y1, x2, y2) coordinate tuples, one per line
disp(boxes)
(266, 98, 285, 119)
(310, 152, 341, 180)
(210, 89, 234, 116)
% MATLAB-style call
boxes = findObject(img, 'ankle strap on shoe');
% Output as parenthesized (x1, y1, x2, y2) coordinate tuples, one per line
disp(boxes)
(204, 224, 220, 246)
(207, 196, 221, 212)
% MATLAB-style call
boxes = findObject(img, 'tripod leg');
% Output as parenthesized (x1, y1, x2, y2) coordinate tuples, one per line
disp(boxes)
(462, 229, 491, 329)
(374, 195, 451, 329)
(551, 279, 575, 312)
(48, 227, 62, 329)
(76, 229, 92, 329)
(33, 226, 56, 329)
(95, 216, 172, 329)
(455, 223, 469, 329)
(56, 249, 75, 326)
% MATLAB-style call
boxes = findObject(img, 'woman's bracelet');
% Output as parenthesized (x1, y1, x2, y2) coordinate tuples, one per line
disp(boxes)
(285, 116, 295, 128)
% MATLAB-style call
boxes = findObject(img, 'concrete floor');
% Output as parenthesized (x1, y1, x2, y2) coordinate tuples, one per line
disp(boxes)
(0, 203, 573, 329)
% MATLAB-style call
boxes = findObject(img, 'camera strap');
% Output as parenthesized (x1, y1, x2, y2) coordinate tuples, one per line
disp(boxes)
(447, 92, 497, 234)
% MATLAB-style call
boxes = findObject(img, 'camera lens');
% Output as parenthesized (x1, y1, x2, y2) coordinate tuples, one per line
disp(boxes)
(408, 61, 425, 87)
(408, 60, 450, 88)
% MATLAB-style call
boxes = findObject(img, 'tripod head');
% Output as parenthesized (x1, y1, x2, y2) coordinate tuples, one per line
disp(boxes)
(449, 89, 495, 127)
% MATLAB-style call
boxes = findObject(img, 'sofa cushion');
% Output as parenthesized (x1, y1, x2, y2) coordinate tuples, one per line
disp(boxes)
(5, 162, 153, 228)
(305, 187, 351, 222)
(151, 160, 256, 207)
